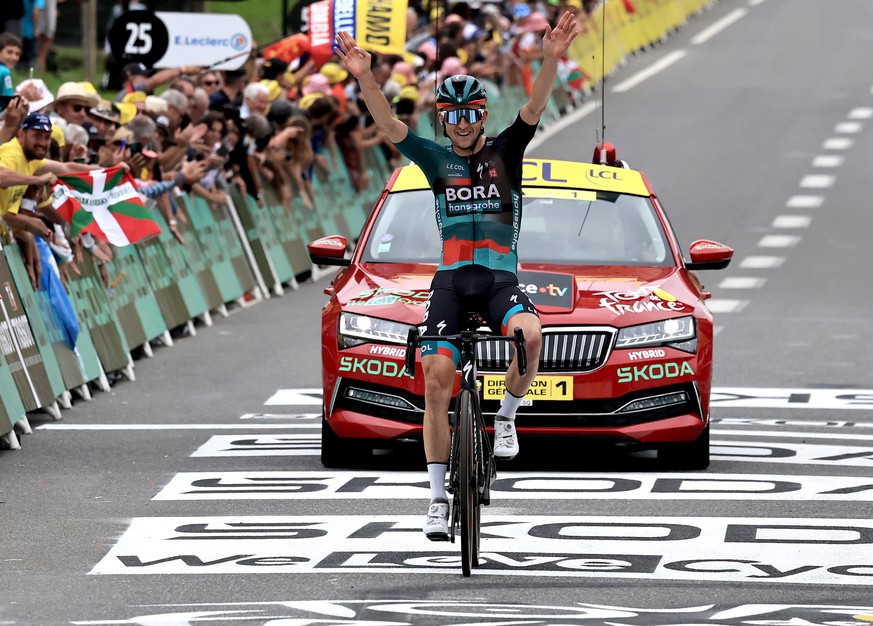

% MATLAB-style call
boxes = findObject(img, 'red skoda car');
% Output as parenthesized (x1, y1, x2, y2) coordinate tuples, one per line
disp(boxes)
(309, 156, 732, 469)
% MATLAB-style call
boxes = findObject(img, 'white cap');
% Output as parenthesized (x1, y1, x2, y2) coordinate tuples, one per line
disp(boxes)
(16, 78, 55, 113)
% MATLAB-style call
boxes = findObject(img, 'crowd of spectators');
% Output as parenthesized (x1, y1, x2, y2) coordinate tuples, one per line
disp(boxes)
(0, 0, 599, 299)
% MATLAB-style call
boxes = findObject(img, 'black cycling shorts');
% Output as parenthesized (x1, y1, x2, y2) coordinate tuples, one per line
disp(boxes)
(420, 265, 538, 363)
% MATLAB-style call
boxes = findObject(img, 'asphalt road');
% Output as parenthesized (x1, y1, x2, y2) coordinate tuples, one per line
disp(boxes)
(3, 0, 873, 623)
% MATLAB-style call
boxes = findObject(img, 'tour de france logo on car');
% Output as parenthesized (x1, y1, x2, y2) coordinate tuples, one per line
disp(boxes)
(596, 286, 689, 316)
(347, 287, 430, 307)
(517, 271, 574, 309)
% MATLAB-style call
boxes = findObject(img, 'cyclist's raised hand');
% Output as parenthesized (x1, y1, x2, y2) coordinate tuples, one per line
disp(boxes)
(543, 11, 581, 60)
(335, 31, 372, 79)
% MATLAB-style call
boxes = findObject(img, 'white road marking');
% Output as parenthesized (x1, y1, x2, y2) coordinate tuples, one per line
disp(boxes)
(611, 50, 687, 93)
(240, 413, 320, 420)
(799, 175, 835, 189)
(785, 195, 823, 208)
(690, 8, 748, 45)
(712, 440, 873, 467)
(772, 215, 812, 228)
(812, 155, 844, 168)
(717, 277, 766, 289)
(192, 434, 320, 457)
(714, 429, 873, 442)
(848, 107, 873, 119)
(739, 255, 784, 269)
(705, 299, 748, 314)
(835, 121, 862, 134)
(152, 471, 873, 501)
(757, 234, 801, 248)
(822, 137, 853, 150)
(62, 602, 873, 626)
(711, 387, 873, 410)
(89, 514, 873, 584)
(265, 389, 324, 406)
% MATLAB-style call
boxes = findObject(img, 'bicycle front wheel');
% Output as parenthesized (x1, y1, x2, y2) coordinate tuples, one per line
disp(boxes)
(458, 389, 478, 577)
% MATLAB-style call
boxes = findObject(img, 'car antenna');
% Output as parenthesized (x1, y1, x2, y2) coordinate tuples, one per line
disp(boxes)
(432, 0, 444, 140)
(596, 0, 607, 149)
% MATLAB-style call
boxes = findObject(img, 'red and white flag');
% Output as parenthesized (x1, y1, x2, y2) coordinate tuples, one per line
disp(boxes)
(51, 166, 160, 246)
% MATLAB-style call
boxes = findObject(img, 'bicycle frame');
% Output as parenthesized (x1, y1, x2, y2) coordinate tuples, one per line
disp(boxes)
(406, 322, 526, 575)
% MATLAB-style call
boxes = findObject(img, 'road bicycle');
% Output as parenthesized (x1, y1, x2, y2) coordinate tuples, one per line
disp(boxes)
(406, 315, 527, 576)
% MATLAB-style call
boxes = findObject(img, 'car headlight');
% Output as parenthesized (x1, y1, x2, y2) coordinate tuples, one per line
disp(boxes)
(615, 316, 697, 352)
(338, 312, 415, 348)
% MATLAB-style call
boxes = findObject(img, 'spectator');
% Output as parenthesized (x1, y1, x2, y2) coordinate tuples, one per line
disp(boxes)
(51, 82, 99, 127)
(260, 57, 295, 93)
(189, 88, 210, 124)
(160, 89, 189, 131)
(115, 62, 200, 102)
(240, 82, 270, 120)
(319, 62, 349, 112)
(20, 0, 42, 69)
(513, 11, 550, 95)
(209, 68, 246, 114)
(87, 101, 121, 142)
(0, 113, 102, 288)
(198, 70, 222, 96)
(0, 32, 22, 96)
(188, 111, 230, 205)
(35, 0, 55, 72)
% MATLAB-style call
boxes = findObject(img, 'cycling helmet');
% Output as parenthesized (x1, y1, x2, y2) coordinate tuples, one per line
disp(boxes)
(436, 75, 487, 109)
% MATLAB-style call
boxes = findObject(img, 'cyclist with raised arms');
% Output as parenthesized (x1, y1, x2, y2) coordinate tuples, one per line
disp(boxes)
(334, 11, 580, 541)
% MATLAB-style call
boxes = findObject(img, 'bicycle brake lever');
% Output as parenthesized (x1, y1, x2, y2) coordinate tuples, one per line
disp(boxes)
(405, 327, 419, 377)
(513, 327, 527, 377)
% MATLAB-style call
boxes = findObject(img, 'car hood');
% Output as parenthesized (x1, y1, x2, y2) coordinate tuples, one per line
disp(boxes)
(337, 263, 435, 325)
(338, 263, 699, 327)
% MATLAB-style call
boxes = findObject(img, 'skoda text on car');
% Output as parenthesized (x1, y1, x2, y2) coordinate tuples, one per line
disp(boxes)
(308, 156, 732, 469)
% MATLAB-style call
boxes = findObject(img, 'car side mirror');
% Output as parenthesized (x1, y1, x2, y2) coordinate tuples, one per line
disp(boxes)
(686, 239, 733, 271)
(308, 236, 351, 266)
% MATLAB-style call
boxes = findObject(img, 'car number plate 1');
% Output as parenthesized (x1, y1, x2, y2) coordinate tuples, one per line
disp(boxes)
(480, 376, 574, 401)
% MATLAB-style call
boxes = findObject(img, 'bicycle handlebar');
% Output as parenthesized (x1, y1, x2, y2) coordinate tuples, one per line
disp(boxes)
(405, 327, 528, 379)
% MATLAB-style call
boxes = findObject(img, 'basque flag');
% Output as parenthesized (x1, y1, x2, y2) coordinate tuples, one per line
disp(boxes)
(51, 166, 161, 246)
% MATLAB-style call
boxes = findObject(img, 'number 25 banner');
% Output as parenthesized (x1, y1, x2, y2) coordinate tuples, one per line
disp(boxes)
(266, 0, 407, 67)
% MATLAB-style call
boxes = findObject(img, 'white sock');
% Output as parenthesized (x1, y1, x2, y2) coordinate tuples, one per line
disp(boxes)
(427, 462, 447, 501)
(496, 390, 524, 421)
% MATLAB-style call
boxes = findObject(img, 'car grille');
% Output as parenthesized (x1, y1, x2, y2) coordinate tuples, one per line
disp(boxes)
(476, 328, 615, 373)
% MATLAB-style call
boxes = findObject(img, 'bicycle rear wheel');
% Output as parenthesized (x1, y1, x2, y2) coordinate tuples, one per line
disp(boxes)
(458, 390, 478, 577)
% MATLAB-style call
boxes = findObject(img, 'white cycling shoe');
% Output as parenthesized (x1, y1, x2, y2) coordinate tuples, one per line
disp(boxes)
(493, 417, 519, 460)
(423, 497, 450, 541)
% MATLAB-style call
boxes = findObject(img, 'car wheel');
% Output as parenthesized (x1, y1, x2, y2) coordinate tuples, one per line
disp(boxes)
(657, 424, 710, 470)
(321, 413, 367, 468)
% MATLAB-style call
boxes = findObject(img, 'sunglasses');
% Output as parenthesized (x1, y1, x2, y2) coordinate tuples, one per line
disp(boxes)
(70, 103, 88, 112)
(442, 108, 485, 125)
(202, 80, 219, 86)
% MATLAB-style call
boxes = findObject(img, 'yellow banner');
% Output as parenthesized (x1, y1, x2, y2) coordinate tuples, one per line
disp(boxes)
(355, 0, 407, 56)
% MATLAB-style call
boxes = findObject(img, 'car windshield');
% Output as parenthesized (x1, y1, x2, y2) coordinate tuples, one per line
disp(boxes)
(361, 187, 674, 266)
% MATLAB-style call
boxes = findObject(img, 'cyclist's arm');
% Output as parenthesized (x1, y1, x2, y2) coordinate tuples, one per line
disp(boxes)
(357, 71, 408, 144)
(520, 55, 558, 125)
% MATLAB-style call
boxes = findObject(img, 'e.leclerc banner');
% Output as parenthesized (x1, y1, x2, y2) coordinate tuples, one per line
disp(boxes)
(307, 0, 406, 65)
(108, 11, 252, 71)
